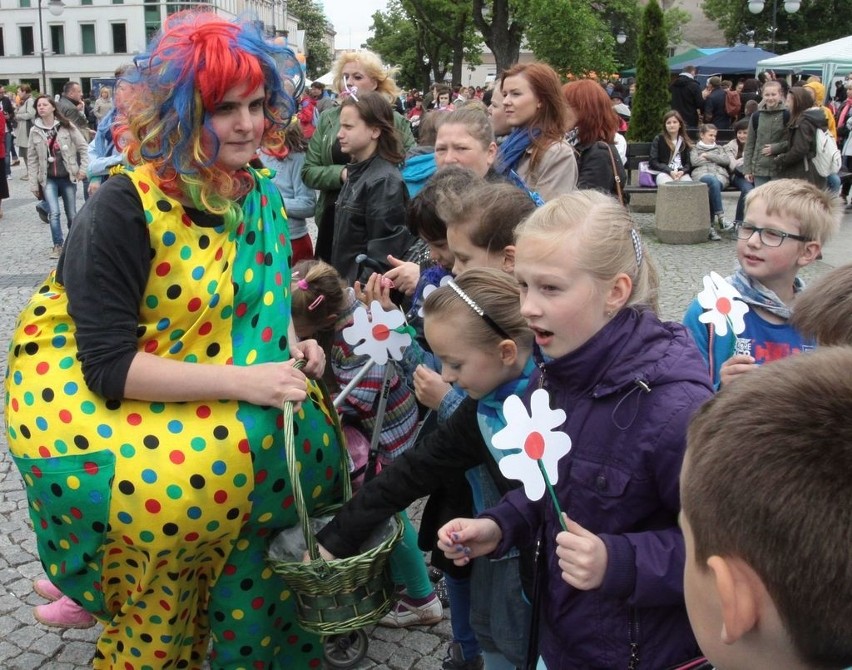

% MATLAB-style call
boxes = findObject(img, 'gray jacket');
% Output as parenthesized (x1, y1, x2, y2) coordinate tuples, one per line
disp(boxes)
(690, 143, 731, 187)
(14, 96, 36, 149)
(26, 119, 90, 192)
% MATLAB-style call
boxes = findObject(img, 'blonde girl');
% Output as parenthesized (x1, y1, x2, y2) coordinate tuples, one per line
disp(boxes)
(316, 268, 537, 669)
(438, 191, 714, 669)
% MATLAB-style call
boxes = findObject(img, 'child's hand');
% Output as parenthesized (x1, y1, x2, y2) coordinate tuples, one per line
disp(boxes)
(760, 144, 773, 156)
(355, 273, 396, 312)
(290, 338, 326, 380)
(437, 518, 502, 566)
(414, 364, 451, 410)
(384, 255, 420, 296)
(719, 354, 757, 386)
(555, 514, 608, 590)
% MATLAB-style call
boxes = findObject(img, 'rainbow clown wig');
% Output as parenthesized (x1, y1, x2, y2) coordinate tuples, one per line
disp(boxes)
(123, 11, 302, 225)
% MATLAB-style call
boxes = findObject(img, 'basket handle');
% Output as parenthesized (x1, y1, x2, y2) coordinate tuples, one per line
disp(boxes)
(282, 359, 352, 561)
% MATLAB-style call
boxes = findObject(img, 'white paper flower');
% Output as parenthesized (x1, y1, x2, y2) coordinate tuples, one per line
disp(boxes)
(342, 300, 411, 364)
(418, 275, 452, 318)
(697, 271, 749, 337)
(491, 389, 572, 501)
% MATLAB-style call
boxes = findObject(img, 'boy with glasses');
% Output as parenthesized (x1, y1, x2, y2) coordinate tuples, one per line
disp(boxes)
(682, 179, 841, 388)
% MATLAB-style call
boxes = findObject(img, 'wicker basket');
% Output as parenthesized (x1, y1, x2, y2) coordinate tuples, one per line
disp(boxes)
(268, 385, 403, 636)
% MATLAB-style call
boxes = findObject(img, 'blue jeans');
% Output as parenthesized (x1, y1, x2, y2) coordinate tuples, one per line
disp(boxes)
(44, 177, 78, 246)
(699, 175, 724, 217)
(731, 173, 755, 222)
(470, 556, 531, 669)
(444, 572, 481, 662)
(753, 175, 771, 187)
(4, 132, 14, 175)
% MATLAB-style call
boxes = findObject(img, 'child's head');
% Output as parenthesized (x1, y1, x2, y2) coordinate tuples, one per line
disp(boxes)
(436, 181, 535, 276)
(743, 99, 759, 116)
(290, 260, 348, 339)
(433, 106, 497, 177)
(738, 180, 840, 288)
(698, 123, 718, 143)
(662, 110, 691, 147)
(733, 117, 749, 145)
(338, 91, 404, 164)
(513, 191, 659, 359)
(681, 347, 852, 670)
(407, 166, 487, 270)
(435, 85, 451, 108)
(761, 80, 783, 108)
(422, 267, 533, 399)
(790, 264, 852, 345)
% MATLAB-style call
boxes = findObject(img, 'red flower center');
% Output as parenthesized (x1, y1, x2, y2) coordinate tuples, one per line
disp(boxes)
(372, 324, 390, 341)
(524, 431, 545, 460)
(715, 297, 731, 315)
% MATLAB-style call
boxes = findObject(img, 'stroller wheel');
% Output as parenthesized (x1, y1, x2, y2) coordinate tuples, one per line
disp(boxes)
(323, 629, 369, 668)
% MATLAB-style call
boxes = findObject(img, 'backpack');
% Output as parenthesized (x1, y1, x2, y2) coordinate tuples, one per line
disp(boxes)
(806, 127, 842, 177)
(725, 90, 741, 118)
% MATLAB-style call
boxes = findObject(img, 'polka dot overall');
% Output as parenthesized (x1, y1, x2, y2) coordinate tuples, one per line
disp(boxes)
(4, 164, 344, 669)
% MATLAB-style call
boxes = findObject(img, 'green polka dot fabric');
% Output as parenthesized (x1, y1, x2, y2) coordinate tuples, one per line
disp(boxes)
(4, 164, 344, 669)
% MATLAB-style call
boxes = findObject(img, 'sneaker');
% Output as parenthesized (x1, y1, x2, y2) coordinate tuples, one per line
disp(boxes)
(49, 244, 63, 259)
(715, 215, 734, 231)
(378, 593, 443, 628)
(33, 596, 97, 629)
(36, 203, 49, 224)
(442, 642, 484, 670)
(33, 579, 63, 602)
(708, 229, 722, 241)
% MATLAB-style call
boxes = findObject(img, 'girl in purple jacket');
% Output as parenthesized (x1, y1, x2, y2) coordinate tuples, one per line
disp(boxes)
(438, 191, 713, 669)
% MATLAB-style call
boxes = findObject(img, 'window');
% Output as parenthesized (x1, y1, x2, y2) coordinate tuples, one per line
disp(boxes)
(20, 26, 35, 56)
(111, 22, 127, 53)
(19, 0, 32, 7)
(81, 24, 96, 54)
(81, 0, 93, 5)
(112, 0, 124, 4)
(50, 24, 65, 55)
(0, 28, 4, 57)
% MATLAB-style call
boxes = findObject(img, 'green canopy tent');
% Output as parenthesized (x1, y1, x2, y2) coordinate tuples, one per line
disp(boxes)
(620, 47, 726, 77)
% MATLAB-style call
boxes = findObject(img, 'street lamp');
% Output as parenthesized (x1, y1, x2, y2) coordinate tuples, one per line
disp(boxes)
(37, 0, 65, 95)
(616, 30, 627, 45)
(747, 0, 800, 51)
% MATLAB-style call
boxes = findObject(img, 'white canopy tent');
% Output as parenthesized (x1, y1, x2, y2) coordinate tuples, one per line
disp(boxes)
(311, 71, 335, 86)
(756, 36, 852, 93)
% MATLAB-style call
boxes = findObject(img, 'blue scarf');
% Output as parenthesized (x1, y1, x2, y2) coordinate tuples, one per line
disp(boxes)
(496, 127, 538, 175)
(727, 266, 804, 320)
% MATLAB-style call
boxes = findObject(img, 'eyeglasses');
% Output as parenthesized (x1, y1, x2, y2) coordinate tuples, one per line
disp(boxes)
(735, 223, 810, 247)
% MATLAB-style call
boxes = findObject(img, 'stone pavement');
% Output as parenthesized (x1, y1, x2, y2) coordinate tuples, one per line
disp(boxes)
(0, 164, 849, 669)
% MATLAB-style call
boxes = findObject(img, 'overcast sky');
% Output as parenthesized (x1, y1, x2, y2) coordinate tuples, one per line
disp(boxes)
(320, 0, 388, 51)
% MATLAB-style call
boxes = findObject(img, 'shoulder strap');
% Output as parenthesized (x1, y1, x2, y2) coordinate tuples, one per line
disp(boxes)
(603, 143, 624, 206)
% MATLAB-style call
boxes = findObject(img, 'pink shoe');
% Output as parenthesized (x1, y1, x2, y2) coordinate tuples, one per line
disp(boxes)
(34, 596, 97, 629)
(33, 578, 63, 602)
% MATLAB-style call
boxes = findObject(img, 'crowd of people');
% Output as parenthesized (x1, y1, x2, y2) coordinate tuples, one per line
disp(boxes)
(2, 12, 852, 670)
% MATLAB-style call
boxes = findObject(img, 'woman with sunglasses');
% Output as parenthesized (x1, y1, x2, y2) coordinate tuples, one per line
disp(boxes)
(302, 50, 415, 263)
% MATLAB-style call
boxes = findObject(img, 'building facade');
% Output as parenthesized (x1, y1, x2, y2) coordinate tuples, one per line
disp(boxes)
(0, 0, 307, 96)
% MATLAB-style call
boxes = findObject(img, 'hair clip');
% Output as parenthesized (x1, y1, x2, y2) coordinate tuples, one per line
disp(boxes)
(630, 229, 643, 268)
(296, 279, 309, 290)
(307, 295, 325, 312)
(447, 279, 513, 341)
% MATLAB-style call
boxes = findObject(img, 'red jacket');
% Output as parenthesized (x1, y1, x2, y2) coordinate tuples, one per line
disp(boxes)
(297, 96, 316, 139)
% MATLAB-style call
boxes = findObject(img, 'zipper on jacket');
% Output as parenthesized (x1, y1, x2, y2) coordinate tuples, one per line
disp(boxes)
(627, 607, 640, 670)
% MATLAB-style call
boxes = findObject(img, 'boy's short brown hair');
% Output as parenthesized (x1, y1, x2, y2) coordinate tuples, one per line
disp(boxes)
(790, 264, 852, 345)
(744, 179, 841, 245)
(682, 348, 852, 668)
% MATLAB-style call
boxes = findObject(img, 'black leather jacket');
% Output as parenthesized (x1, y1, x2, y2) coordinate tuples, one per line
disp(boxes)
(330, 154, 413, 284)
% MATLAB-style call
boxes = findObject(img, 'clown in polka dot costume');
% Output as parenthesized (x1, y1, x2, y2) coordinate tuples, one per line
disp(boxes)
(4, 12, 344, 670)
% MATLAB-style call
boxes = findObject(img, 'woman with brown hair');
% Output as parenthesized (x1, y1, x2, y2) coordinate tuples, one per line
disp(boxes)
(495, 62, 577, 201)
(774, 86, 828, 188)
(332, 91, 414, 283)
(562, 79, 627, 199)
(649, 110, 693, 185)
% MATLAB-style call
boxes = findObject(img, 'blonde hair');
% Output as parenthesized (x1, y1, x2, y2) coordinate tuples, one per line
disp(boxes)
(423, 267, 533, 353)
(744, 179, 841, 245)
(331, 50, 401, 104)
(515, 191, 659, 313)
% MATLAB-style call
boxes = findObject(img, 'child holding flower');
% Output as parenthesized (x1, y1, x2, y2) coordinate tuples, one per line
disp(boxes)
(437, 191, 713, 669)
(682, 179, 841, 388)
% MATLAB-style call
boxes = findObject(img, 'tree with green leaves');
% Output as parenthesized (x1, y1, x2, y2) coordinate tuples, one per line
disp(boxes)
(289, 0, 332, 79)
(628, 0, 670, 141)
(472, 0, 526, 74)
(702, 0, 852, 53)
